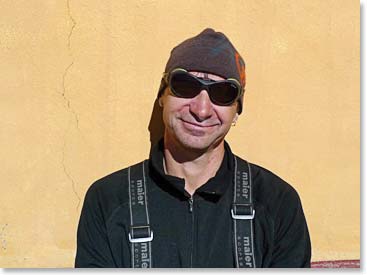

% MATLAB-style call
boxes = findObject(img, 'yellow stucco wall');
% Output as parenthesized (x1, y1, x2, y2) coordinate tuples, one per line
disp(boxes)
(0, 0, 359, 267)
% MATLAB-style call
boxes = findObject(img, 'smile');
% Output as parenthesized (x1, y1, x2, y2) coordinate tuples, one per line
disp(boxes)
(181, 119, 218, 129)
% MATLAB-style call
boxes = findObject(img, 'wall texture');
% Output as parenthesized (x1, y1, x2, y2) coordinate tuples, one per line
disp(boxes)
(0, 0, 359, 267)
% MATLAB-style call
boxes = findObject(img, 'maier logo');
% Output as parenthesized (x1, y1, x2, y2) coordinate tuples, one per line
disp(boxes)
(133, 242, 150, 268)
(136, 180, 144, 206)
(237, 236, 253, 267)
(140, 243, 149, 268)
(241, 172, 249, 199)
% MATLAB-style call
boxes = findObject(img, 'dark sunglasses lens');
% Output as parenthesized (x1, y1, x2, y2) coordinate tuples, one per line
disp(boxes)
(170, 72, 201, 98)
(210, 82, 239, 105)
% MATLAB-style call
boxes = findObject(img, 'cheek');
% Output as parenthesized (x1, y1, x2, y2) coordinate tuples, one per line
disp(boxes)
(162, 96, 188, 116)
(161, 105, 172, 127)
(161, 98, 182, 126)
(216, 106, 238, 125)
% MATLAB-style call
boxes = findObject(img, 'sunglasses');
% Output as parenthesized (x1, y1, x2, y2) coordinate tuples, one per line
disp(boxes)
(163, 68, 243, 106)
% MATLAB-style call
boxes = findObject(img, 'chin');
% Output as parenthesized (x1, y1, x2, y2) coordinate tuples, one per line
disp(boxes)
(177, 134, 223, 152)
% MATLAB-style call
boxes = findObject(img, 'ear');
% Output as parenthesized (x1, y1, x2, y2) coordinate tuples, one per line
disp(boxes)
(158, 97, 163, 107)
(233, 113, 239, 124)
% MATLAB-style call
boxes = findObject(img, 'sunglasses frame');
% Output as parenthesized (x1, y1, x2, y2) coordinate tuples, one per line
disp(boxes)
(163, 68, 244, 106)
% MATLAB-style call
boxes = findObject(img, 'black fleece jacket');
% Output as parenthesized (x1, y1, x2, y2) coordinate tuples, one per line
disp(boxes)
(75, 140, 311, 268)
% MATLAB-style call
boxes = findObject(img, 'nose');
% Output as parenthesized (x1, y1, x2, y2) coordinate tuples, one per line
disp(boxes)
(189, 89, 213, 121)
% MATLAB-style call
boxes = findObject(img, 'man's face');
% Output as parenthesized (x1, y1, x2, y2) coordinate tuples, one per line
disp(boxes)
(160, 71, 239, 152)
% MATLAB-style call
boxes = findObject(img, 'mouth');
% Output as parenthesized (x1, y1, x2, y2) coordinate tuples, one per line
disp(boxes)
(180, 119, 219, 129)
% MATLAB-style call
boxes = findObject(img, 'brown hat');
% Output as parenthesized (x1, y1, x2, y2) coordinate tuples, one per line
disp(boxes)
(158, 28, 246, 114)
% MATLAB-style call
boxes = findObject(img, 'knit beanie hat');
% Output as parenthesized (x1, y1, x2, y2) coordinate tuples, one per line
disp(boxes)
(158, 28, 246, 114)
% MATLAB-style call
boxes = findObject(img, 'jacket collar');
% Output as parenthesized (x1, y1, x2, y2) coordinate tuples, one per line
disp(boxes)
(149, 139, 235, 200)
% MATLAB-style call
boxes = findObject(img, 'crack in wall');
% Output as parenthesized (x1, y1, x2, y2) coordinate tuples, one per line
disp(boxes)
(63, 0, 79, 130)
(61, 61, 79, 129)
(67, 0, 76, 50)
(61, 0, 81, 211)
(0, 224, 8, 251)
(62, 130, 81, 211)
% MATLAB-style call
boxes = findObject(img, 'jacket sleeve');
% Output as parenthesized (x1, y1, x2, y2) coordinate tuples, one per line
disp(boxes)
(75, 184, 116, 267)
(270, 186, 311, 267)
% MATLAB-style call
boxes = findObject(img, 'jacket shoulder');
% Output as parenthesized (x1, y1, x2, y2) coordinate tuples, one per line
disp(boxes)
(250, 162, 298, 198)
(243, 161, 304, 219)
(82, 160, 147, 222)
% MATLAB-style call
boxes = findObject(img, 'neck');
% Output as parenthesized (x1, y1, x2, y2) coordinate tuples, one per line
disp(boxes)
(163, 137, 225, 196)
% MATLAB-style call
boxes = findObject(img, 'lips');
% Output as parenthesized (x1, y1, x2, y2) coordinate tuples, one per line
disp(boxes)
(180, 119, 219, 128)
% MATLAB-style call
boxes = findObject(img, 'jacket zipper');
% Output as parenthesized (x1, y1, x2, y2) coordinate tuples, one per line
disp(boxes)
(189, 197, 194, 212)
(188, 196, 194, 267)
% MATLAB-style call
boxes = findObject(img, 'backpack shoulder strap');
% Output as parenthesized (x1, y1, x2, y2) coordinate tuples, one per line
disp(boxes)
(128, 160, 153, 268)
(232, 156, 256, 268)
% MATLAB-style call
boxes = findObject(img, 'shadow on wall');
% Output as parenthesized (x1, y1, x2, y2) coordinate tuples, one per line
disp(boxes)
(148, 98, 165, 155)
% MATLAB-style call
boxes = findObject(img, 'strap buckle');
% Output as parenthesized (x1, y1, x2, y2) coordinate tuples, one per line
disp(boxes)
(231, 203, 255, 220)
(128, 225, 154, 243)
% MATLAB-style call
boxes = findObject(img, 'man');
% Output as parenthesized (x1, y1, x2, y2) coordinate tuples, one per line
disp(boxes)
(75, 28, 311, 268)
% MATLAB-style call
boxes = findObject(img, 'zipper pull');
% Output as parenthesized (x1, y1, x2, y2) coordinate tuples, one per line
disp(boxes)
(188, 197, 193, 213)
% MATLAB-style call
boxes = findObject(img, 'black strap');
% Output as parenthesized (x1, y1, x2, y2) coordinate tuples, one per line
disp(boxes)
(128, 161, 153, 268)
(232, 156, 256, 268)
(127, 157, 255, 268)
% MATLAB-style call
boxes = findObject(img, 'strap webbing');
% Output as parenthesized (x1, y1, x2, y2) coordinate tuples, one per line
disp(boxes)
(232, 156, 256, 268)
(127, 157, 255, 268)
(128, 161, 153, 268)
